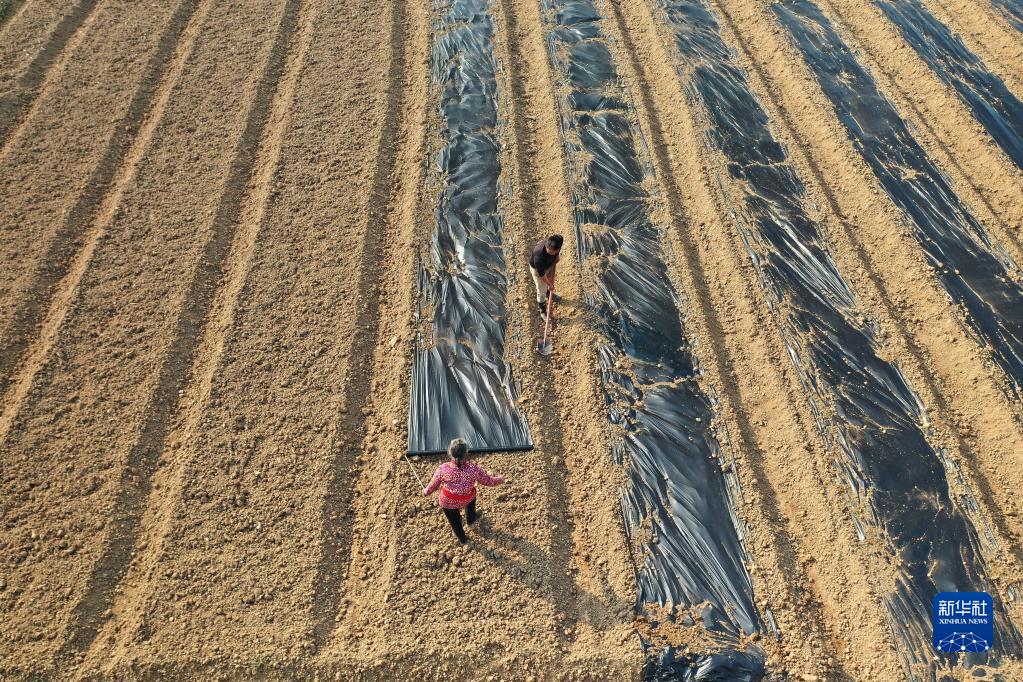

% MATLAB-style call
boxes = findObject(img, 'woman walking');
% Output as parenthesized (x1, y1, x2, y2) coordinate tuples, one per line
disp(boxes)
(424, 438, 504, 544)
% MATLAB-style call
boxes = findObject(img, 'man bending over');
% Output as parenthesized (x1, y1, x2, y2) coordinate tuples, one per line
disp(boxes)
(529, 234, 563, 317)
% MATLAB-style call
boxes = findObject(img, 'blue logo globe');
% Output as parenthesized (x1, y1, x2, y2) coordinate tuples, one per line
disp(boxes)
(937, 632, 990, 653)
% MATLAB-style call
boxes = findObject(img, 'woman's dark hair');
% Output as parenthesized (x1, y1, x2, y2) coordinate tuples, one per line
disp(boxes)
(448, 438, 469, 467)
(547, 234, 564, 251)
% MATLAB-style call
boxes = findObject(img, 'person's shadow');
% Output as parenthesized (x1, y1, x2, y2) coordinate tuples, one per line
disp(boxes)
(468, 521, 633, 634)
(526, 298, 608, 348)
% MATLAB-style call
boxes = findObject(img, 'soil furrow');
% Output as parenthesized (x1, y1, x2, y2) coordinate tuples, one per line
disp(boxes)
(535, 0, 779, 674)
(0, 0, 291, 673)
(494, 0, 632, 650)
(56, 0, 303, 664)
(307, 0, 435, 666)
(0, 1, 60, 82)
(498, 0, 642, 659)
(493, 8, 579, 622)
(0, 0, 198, 404)
(991, 0, 1023, 31)
(0, 0, 25, 28)
(708, 0, 1023, 598)
(636, 0, 1019, 676)
(307, 0, 410, 653)
(5, 0, 1023, 672)
(76, 0, 316, 672)
(920, 0, 1023, 86)
(775, 0, 1023, 671)
(704, 0, 1023, 657)
(0, 0, 201, 445)
(0, 0, 103, 150)
(83, 0, 418, 670)
(875, 0, 1023, 171)
(811, 0, 1023, 267)
(321, 0, 637, 676)
(609, 0, 921, 677)
(602, 0, 870, 675)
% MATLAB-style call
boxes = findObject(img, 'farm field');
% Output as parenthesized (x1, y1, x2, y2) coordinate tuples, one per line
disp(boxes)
(2, 0, 1023, 679)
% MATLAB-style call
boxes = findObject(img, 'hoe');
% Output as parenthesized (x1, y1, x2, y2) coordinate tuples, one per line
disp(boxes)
(537, 289, 554, 356)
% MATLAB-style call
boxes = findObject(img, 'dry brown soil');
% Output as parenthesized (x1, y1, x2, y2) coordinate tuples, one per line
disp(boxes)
(2, 0, 1023, 679)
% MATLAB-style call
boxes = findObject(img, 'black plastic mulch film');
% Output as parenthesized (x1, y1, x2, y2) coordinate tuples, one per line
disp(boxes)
(875, 0, 1023, 170)
(991, 0, 1023, 32)
(407, 0, 533, 456)
(540, 1, 768, 678)
(656, 0, 1023, 676)
(773, 2, 1023, 408)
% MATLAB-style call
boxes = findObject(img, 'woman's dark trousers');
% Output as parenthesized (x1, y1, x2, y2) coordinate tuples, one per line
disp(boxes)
(442, 500, 478, 543)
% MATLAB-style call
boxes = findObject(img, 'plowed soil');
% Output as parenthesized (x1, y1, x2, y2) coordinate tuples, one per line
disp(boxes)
(2, 0, 1023, 679)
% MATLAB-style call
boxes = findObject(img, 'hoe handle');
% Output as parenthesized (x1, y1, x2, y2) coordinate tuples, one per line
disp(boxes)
(542, 289, 553, 343)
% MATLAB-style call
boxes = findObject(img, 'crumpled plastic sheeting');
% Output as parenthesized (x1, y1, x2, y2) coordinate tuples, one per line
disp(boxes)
(774, 0, 1023, 406)
(876, 0, 1023, 169)
(406, 0, 533, 455)
(659, 0, 1023, 675)
(991, 0, 1023, 32)
(644, 647, 767, 681)
(541, 1, 767, 678)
